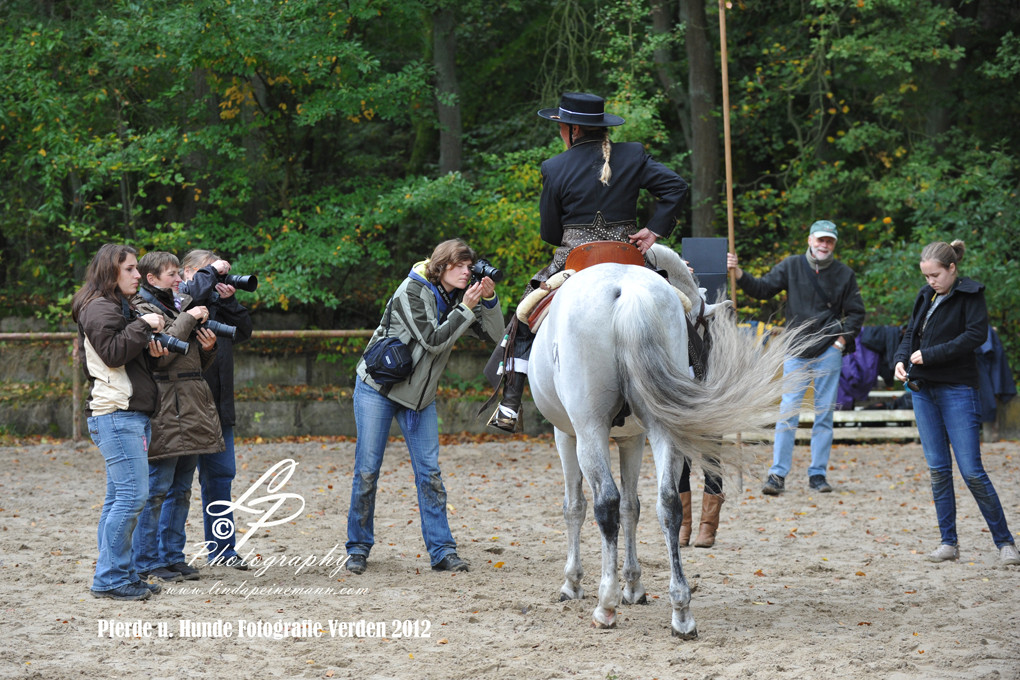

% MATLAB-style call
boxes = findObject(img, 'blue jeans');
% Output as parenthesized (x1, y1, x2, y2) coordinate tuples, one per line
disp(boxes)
(133, 454, 199, 572)
(88, 411, 151, 592)
(199, 425, 238, 561)
(346, 379, 457, 566)
(770, 345, 843, 479)
(912, 383, 1015, 549)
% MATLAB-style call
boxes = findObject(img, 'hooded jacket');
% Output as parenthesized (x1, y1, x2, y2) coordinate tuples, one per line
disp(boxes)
(356, 261, 505, 411)
(77, 296, 160, 418)
(894, 276, 987, 389)
(133, 284, 224, 460)
(736, 252, 865, 358)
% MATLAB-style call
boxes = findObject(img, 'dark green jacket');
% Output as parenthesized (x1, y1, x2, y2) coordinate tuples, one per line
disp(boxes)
(357, 261, 504, 411)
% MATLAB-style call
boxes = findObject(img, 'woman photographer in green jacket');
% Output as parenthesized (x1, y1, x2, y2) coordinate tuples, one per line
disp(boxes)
(345, 239, 503, 575)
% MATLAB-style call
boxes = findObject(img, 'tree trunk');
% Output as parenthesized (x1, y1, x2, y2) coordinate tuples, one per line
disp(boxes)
(680, 0, 720, 238)
(650, 0, 690, 149)
(433, 7, 461, 175)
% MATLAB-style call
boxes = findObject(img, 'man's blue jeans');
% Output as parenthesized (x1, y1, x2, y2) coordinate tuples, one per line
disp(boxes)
(133, 454, 199, 573)
(199, 425, 239, 561)
(346, 379, 458, 567)
(912, 382, 1015, 549)
(89, 411, 151, 592)
(770, 345, 843, 479)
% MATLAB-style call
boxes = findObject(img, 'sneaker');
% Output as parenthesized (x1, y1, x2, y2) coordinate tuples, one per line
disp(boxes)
(432, 553, 469, 572)
(346, 554, 367, 575)
(487, 404, 518, 433)
(1000, 544, 1020, 566)
(809, 475, 833, 493)
(134, 580, 163, 595)
(90, 582, 152, 601)
(141, 566, 184, 583)
(927, 544, 959, 563)
(761, 474, 785, 496)
(167, 561, 200, 581)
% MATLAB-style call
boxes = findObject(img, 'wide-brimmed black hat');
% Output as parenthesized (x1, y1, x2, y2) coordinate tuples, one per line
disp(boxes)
(537, 92, 625, 127)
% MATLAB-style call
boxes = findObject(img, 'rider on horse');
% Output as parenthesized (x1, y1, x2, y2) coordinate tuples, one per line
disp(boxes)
(487, 92, 689, 432)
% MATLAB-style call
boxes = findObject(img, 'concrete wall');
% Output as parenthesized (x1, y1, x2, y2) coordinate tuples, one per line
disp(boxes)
(2, 327, 1017, 441)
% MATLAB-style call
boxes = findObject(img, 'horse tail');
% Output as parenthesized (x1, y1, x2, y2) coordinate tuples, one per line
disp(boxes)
(612, 280, 812, 470)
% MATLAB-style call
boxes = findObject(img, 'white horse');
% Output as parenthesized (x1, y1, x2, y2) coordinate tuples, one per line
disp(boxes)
(528, 248, 804, 638)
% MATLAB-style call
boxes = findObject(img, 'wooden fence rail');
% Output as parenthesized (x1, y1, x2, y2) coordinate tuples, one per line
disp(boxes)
(0, 330, 373, 441)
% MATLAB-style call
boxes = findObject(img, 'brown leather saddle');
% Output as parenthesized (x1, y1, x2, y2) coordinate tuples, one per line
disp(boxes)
(527, 241, 644, 328)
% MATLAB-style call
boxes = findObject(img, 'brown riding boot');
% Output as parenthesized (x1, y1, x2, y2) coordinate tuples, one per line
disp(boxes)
(693, 493, 725, 548)
(677, 491, 693, 546)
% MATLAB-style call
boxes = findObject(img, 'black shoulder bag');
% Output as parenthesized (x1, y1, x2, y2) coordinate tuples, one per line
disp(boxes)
(363, 296, 414, 386)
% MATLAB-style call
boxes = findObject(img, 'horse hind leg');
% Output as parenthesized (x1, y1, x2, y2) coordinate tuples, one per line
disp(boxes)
(652, 438, 698, 639)
(556, 429, 586, 602)
(618, 435, 646, 605)
(579, 440, 622, 629)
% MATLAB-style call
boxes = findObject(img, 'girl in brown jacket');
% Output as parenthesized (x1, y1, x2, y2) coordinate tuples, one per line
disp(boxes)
(131, 251, 224, 583)
(72, 244, 166, 601)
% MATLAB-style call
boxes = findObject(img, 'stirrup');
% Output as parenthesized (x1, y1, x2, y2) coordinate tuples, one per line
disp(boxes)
(487, 404, 519, 433)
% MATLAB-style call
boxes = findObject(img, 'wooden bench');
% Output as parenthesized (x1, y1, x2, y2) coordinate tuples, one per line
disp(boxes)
(794, 390, 919, 442)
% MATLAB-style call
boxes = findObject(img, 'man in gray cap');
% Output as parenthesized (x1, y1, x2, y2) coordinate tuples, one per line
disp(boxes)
(727, 220, 865, 495)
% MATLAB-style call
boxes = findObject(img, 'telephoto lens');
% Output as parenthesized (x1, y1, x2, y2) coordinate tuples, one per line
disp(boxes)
(223, 274, 258, 292)
(151, 332, 189, 355)
(202, 319, 237, 339)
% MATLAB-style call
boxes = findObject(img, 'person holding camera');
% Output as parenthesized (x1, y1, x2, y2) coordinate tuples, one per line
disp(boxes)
(487, 92, 688, 433)
(893, 240, 1019, 566)
(345, 239, 504, 574)
(73, 244, 169, 600)
(179, 250, 254, 570)
(131, 251, 225, 582)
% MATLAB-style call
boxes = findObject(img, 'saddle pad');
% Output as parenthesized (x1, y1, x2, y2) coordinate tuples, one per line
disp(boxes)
(564, 240, 644, 272)
(516, 269, 575, 328)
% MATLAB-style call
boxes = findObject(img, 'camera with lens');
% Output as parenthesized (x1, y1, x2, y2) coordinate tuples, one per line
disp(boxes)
(470, 258, 504, 284)
(220, 273, 258, 292)
(151, 332, 190, 356)
(905, 366, 925, 392)
(200, 319, 236, 340)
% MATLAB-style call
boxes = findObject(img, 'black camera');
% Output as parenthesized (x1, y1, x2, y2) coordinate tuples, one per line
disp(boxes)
(151, 332, 190, 355)
(470, 258, 503, 284)
(221, 273, 258, 292)
(905, 367, 925, 392)
(201, 319, 236, 340)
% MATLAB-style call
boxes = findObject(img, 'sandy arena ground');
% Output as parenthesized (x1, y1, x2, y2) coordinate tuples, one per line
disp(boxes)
(1, 435, 1018, 679)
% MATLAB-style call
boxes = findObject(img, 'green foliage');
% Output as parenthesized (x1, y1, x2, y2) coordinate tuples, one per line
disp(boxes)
(860, 135, 1020, 369)
(2, 0, 1019, 387)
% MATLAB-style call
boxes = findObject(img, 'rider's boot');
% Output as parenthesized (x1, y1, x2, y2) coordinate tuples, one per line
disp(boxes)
(677, 491, 693, 546)
(693, 493, 725, 548)
(488, 371, 525, 433)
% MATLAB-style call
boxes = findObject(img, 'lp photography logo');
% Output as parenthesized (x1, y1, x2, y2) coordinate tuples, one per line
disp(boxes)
(188, 459, 353, 578)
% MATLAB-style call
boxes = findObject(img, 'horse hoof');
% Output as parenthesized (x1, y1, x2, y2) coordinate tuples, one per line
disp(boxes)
(592, 608, 617, 629)
(559, 587, 584, 601)
(671, 624, 698, 640)
(623, 591, 648, 605)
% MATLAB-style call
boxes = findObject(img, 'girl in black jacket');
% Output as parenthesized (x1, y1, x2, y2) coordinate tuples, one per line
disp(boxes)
(894, 240, 1018, 566)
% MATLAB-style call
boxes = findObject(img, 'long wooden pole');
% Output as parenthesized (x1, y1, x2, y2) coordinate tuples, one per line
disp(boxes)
(718, 0, 737, 308)
(718, 0, 744, 490)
